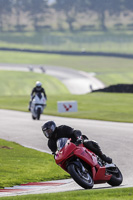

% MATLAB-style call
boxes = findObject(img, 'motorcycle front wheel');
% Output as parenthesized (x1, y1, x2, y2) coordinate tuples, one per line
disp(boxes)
(107, 166, 123, 186)
(37, 108, 41, 120)
(32, 115, 36, 120)
(67, 163, 94, 189)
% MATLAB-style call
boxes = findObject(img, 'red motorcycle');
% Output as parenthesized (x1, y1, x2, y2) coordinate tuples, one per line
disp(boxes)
(55, 138, 123, 189)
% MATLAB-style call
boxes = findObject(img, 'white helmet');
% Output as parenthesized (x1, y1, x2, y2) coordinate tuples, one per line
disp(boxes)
(36, 81, 42, 87)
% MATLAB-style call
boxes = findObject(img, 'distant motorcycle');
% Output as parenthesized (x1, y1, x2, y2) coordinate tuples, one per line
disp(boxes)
(55, 138, 123, 189)
(30, 93, 46, 120)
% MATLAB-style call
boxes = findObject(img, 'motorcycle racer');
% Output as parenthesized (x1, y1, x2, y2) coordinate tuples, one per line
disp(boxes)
(42, 120, 112, 164)
(28, 81, 47, 111)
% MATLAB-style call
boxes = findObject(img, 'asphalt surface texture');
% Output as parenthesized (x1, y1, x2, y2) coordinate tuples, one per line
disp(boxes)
(0, 109, 133, 196)
(0, 64, 132, 196)
(0, 63, 105, 94)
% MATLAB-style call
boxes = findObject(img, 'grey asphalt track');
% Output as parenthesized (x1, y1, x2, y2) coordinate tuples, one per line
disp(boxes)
(0, 63, 132, 196)
(0, 63, 105, 94)
(0, 109, 133, 196)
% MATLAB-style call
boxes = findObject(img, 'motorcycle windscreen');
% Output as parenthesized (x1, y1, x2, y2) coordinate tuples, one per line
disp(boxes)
(56, 138, 68, 151)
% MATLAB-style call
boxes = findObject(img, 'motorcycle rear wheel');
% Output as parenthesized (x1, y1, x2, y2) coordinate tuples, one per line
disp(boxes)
(67, 163, 94, 189)
(107, 166, 123, 186)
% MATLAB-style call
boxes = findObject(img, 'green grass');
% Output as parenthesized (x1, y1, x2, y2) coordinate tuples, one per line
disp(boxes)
(1, 34, 133, 199)
(0, 69, 132, 198)
(0, 70, 133, 122)
(1, 51, 133, 73)
(0, 139, 69, 189)
(0, 52, 133, 123)
(0, 187, 133, 200)
(97, 72, 133, 86)
(1, 51, 133, 86)
(0, 138, 133, 200)
(1, 30, 133, 53)
(1, 93, 133, 123)
(0, 70, 69, 95)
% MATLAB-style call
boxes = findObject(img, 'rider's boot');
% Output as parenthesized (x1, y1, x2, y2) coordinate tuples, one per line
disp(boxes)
(100, 153, 112, 164)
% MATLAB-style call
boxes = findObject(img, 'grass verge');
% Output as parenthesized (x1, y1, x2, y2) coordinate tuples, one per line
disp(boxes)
(0, 71, 133, 123)
(0, 139, 69, 189)
(1, 92, 133, 123)
(1, 30, 133, 54)
(0, 139, 133, 200)
(0, 71, 133, 122)
(0, 70, 69, 96)
(0, 187, 133, 200)
(1, 51, 133, 86)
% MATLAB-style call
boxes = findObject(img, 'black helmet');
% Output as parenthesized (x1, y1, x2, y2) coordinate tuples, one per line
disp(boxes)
(42, 121, 56, 138)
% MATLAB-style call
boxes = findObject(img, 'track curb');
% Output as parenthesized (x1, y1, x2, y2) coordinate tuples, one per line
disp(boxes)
(0, 179, 73, 197)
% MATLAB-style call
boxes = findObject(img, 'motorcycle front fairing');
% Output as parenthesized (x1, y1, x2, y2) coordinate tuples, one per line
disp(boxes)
(31, 94, 46, 117)
(73, 145, 98, 167)
(55, 139, 112, 183)
(55, 139, 76, 169)
(55, 139, 98, 172)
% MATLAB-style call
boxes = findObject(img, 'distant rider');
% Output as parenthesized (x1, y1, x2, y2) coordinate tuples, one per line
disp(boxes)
(41, 121, 112, 164)
(28, 81, 47, 111)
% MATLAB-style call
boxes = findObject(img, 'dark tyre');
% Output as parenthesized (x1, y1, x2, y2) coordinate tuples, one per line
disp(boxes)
(67, 163, 94, 189)
(32, 115, 36, 120)
(37, 108, 41, 120)
(107, 167, 123, 186)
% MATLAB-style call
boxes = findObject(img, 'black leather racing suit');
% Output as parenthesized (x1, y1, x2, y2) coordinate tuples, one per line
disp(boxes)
(47, 125, 81, 153)
(31, 87, 47, 100)
(29, 87, 47, 110)
(47, 125, 112, 163)
(47, 125, 101, 155)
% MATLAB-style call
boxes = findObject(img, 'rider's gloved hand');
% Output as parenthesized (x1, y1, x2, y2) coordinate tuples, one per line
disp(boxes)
(75, 136, 82, 146)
